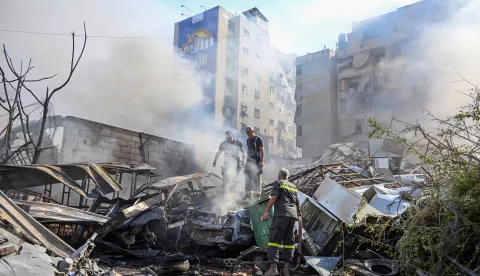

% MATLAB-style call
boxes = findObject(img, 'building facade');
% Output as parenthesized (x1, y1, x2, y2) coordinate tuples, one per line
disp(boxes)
(295, 0, 457, 155)
(295, 49, 338, 158)
(174, 6, 299, 158)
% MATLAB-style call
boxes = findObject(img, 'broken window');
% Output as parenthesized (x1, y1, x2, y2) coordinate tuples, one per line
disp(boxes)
(297, 126, 302, 136)
(254, 109, 260, 119)
(269, 102, 274, 110)
(277, 104, 283, 114)
(339, 99, 346, 114)
(228, 20, 236, 32)
(242, 66, 249, 75)
(270, 86, 275, 95)
(240, 104, 248, 117)
(256, 55, 261, 64)
(296, 65, 302, 76)
(242, 85, 248, 95)
(269, 119, 274, 126)
(243, 47, 249, 55)
(244, 28, 250, 37)
(295, 104, 302, 115)
(255, 90, 260, 99)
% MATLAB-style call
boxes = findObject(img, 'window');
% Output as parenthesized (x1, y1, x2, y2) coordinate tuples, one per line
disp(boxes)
(241, 104, 248, 115)
(277, 104, 283, 114)
(270, 86, 274, 94)
(242, 66, 249, 75)
(355, 119, 363, 134)
(295, 85, 302, 101)
(296, 65, 302, 76)
(255, 90, 260, 99)
(297, 126, 302, 136)
(256, 55, 261, 64)
(243, 47, 249, 55)
(269, 119, 274, 126)
(254, 109, 260, 119)
(226, 78, 233, 88)
(287, 123, 293, 133)
(256, 72, 261, 84)
(228, 20, 236, 32)
(244, 28, 250, 37)
(296, 104, 302, 115)
(278, 120, 285, 130)
(257, 38, 261, 45)
(242, 84, 248, 94)
(269, 102, 274, 110)
(254, 127, 260, 135)
(339, 99, 346, 114)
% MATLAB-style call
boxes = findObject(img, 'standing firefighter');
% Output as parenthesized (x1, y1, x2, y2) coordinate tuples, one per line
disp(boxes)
(213, 130, 245, 195)
(244, 126, 265, 200)
(261, 168, 301, 276)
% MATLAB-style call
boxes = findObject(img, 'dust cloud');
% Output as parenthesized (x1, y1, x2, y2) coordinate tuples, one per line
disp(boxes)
(386, 0, 480, 123)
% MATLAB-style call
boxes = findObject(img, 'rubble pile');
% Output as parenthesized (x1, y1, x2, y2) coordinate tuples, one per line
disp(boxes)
(0, 139, 433, 275)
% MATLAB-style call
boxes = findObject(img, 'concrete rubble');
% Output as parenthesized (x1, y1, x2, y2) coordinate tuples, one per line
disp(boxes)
(0, 140, 431, 275)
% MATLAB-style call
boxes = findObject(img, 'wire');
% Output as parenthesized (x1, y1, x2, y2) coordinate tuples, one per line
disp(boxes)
(0, 21, 331, 41)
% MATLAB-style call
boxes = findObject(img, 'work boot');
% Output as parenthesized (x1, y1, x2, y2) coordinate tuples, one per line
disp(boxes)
(282, 263, 291, 276)
(265, 263, 279, 276)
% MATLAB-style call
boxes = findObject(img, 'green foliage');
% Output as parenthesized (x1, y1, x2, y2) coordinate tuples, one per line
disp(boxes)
(365, 86, 480, 275)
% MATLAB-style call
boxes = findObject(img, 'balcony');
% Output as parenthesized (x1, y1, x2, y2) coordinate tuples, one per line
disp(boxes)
(338, 65, 373, 80)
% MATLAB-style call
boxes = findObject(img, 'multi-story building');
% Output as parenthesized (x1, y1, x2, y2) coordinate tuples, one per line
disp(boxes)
(335, 0, 454, 142)
(294, 49, 338, 158)
(174, 6, 299, 158)
(295, 0, 458, 155)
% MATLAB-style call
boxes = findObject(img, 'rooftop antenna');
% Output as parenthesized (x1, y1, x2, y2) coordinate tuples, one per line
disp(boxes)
(181, 5, 197, 14)
(181, 13, 189, 18)
(200, 5, 207, 11)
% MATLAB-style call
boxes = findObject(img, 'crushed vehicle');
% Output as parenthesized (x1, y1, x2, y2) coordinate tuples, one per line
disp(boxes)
(99, 173, 225, 249)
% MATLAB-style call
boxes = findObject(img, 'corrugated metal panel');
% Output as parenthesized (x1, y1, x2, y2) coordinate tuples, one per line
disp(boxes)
(0, 191, 74, 257)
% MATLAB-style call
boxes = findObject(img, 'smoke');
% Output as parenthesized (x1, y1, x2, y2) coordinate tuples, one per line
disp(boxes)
(386, 0, 480, 122)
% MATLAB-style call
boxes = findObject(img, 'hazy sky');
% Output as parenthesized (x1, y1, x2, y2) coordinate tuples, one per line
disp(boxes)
(1, 0, 419, 55)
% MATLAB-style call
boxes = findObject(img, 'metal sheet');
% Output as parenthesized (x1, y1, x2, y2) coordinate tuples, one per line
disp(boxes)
(132, 173, 217, 198)
(0, 191, 74, 257)
(0, 164, 88, 198)
(313, 178, 363, 224)
(305, 256, 342, 276)
(54, 163, 123, 194)
(15, 200, 109, 224)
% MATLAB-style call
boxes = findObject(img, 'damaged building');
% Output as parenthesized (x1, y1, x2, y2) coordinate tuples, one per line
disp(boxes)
(295, 0, 458, 155)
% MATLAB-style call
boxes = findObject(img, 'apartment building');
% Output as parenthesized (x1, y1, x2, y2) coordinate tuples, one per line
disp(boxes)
(335, 0, 454, 142)
(295, 49, 338, 158)
(174, 6, 299, 158)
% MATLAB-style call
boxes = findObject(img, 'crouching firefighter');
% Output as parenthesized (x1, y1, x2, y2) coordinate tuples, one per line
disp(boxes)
(261, 168, 301, 276)
(213, 130, 246, 195)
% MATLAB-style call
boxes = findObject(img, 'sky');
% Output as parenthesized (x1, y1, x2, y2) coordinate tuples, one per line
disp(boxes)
(0, 0, 420, 56)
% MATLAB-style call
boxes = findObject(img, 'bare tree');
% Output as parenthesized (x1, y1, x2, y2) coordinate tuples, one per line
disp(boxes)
(0, 23, 87, 164)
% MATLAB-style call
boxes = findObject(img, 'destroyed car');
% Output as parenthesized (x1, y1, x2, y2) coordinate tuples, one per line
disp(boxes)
(102, 173, 222, 249)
